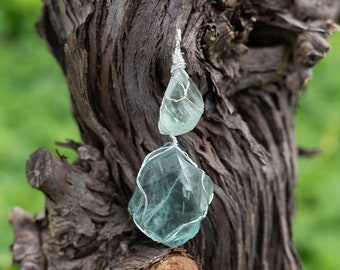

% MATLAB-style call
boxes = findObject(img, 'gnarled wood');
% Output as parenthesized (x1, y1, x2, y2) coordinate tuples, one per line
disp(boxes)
(10, 207, 45, 270)
(11, 0, 339, 269)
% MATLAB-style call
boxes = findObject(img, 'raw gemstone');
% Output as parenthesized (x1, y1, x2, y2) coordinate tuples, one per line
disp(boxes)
(128, 143, 214, 247)
(158, 68, 204, 136)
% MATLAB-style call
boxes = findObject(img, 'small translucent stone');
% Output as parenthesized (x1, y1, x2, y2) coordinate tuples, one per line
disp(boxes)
(158, 68, 204, 136)
(128, 143, 214, 247)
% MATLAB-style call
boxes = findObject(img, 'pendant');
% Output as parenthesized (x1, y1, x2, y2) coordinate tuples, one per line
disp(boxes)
(128, 29, 214, 247)
(158, 68, 204, 136)
(128, 143, 214, 247)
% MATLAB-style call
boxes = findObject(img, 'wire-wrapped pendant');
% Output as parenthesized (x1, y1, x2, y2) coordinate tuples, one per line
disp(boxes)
(128, 143, 213, 247)
(128, 29, 214, 247)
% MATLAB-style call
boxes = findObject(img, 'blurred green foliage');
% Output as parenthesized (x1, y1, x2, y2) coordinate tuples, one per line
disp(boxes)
(0, 1, 339, 270)
(294, 35, 340, 270)
(0, 1, 79, 269)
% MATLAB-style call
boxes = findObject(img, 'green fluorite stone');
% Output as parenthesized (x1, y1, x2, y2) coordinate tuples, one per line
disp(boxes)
(128, 143, 214, 247)
(158, 68, 204, 136)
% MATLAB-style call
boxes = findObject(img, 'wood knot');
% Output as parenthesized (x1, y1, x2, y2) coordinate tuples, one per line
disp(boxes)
(151, 256, 197, 270)
(148, 249, 201, 270)
(294, 32, 330, 68)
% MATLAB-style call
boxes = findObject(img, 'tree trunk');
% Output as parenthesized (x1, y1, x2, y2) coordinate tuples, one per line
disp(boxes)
(10, 1, 339, 269)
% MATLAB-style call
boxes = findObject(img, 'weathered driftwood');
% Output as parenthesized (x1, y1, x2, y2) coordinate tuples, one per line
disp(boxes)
(10, 1, 339, 269)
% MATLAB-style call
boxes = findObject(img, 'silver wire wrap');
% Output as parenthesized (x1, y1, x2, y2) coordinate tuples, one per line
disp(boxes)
(170, 29, 186, 73)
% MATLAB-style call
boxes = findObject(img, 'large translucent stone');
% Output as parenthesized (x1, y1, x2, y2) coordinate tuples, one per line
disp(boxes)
(158, 69, 204, 136)
(128, 143, 214, 247)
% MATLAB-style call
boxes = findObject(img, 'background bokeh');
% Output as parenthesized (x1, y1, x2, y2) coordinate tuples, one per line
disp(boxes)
(0, 1, 339, 269)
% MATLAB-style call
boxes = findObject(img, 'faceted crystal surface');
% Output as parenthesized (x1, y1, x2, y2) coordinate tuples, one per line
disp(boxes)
(158, 69, 204, 136)
(128, 143, 214, 247)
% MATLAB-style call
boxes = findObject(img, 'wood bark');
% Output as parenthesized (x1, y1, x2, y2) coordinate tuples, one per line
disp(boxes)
(10, 1, 339, 269)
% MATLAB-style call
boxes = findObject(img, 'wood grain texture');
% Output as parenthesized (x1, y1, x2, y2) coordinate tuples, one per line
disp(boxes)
(11, 0, 339, 269)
